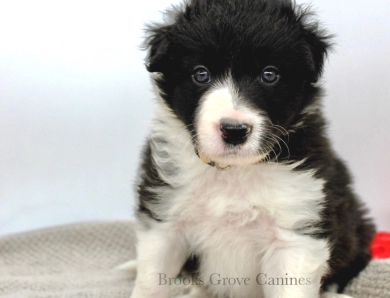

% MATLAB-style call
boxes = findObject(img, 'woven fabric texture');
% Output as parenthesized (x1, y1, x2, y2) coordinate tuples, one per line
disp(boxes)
(0, 221, 388, 298)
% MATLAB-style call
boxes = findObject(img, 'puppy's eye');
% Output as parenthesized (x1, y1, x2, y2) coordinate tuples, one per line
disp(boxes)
(192, 66, 211, 84)
(260, 66, 280, 84)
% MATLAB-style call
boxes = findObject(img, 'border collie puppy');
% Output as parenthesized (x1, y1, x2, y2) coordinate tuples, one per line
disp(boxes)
(130, 0, 375, 297)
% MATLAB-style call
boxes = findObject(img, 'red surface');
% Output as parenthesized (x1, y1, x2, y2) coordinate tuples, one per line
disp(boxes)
(370, 232, 390, 259)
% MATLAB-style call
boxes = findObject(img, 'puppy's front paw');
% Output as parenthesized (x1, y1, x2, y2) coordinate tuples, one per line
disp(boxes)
(173, 285, 209, 298)
(321, 293, 354, 298)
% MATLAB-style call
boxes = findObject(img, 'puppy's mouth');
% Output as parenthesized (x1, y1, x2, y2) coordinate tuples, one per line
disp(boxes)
(195, 119, 270, 168)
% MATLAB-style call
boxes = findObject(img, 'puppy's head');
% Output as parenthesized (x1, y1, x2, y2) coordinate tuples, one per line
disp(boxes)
(144, 0, 331, 166)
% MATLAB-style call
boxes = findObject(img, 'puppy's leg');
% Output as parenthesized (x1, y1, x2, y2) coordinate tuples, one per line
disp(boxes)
(261, 230, 329, 298)
(130, 224, 189, 298)
(320, 285, 354, 298)
(175, 285, 210, 298)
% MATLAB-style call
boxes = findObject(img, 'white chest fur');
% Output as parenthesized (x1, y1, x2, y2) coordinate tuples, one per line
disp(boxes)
(172, 162, 325, 229)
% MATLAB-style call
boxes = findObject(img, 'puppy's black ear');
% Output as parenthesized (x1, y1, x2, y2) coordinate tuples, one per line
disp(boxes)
(144, 25, 172, 73)
(300, 19, 332, 83)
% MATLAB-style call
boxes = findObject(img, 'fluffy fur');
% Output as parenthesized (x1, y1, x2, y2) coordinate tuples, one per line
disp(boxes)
(130, 0, 375, 297)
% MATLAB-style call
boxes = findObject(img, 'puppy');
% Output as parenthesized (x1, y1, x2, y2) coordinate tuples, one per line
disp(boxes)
(130, 0, 375, 297)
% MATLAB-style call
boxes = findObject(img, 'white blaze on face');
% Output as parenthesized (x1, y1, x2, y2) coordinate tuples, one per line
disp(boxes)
(195, 77, 267, 166)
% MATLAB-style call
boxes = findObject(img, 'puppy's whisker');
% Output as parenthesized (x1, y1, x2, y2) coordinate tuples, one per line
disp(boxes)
(263, 134, 283, 162)
(269, 133, 290, 161)
(266, 134, 282, 156)
(272, 124, 290, 142)
(263, 139, 278, 163)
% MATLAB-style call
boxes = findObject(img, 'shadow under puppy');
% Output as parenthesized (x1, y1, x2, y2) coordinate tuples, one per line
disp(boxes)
(129, 0, 375, 297)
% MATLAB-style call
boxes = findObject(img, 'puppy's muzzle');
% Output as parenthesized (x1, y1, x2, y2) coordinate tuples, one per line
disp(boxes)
(220, 119, 252, 146)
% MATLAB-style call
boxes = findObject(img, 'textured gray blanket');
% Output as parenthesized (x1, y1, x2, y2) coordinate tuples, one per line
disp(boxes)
(0, 221, 389, 298)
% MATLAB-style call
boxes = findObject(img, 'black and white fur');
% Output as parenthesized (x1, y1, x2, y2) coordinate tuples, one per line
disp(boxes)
(129, 0, 375, 297)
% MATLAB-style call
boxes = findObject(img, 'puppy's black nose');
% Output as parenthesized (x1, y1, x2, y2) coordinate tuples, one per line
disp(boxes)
(220, 121, 251, 146)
